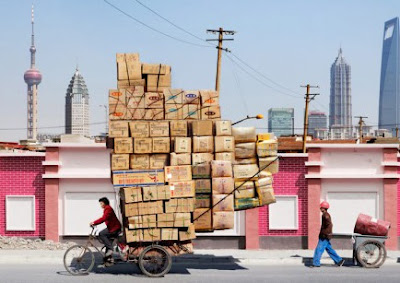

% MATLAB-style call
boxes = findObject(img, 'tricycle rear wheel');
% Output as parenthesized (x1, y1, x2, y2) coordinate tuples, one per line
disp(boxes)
(138, 245, 172, 277)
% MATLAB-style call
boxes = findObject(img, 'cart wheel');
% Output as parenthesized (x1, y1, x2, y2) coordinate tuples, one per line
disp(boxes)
(356, 240, 387, 268)
(138, 245, 172, 277)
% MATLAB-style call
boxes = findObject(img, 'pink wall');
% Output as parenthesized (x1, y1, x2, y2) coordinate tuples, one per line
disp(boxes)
(259, 156, 308, 236)
(0, 156, 45, 237)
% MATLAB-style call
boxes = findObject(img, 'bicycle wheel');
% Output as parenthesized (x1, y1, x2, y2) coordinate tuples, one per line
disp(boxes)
(356, 240, 387, 268)
(64, 245, 95, 275)
(138, 245, 172, 277)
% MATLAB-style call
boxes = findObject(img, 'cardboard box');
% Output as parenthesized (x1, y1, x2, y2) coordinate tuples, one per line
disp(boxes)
(212, 177, 235, 194)
(235, 181, 255, 190)
(142, 63, 171, 75)
(149, 121, 170, 137)
(255, 175, 273, 188)
(116, 53, 128, 81)
(169, 181, 195, 198)
(174, 137, 192, 153)
(193, 136, 214, 153)
(257, 140, 278, 157)
(142, 214, 157, 228)
(258, 157, 279, 174)
(149, 154, 169, 169)
(170, 120, 188, 137)
(183, 90, 200, 104)
(165, 104, 183, 120)
(109, 104, 127, 120)
(213, 212, 234, 230)
(109, 121, 129, 138)
(257, 186, 276, 206)
(215, 152, 235, 163)
(234, 188, 256, 199)
(114, 138, 133, 154)
(195, 179, 211, 194)
(215, 120, 232, 136)
(170, 153, 191, 166)
(146, 86, 169, 93)
(258, 133, 274, 141)
(179, 224, 196, 241)
(164, 198, 194, 213)
(152, 137, 170, 153)
(215, 136, 235, 152)
(112, 154, 130, 170)
(157, 213, 175, 227)
(191, 120, 213, 136)
(165, 165, 192, 182)
(232, 127, 257, 143)
(195, 194, 211, 208)
(129, 121, 149, 138)
(236, 157, 258, 165)
(124, 202, 145, 217)
(130, 154, 150, 170)
(142, 186, 158, 201)
(127, 108, 146, 120)
(211, 160, 233, 177)
(128, 216, 143, 229)
(144, 92, 164, 109)
(234, 198, 259, 210)
(147, 74, 171, 87)
(192, 164, 211, 179)
(157, 185, 171, 200)
(120, 187, 142, 203)
(192, 153, 214, 166)
(117, 79, 145, 89)
(212, 194, 234, 211)
(173, 212, 191, 227)
(182, 104, 200, 120)
(143, 108, 164, 120)
(193, 208, 212, 231)
(148, 200, 164, 215)
(164, 88, 183, 104)
(112, 169, 165, 187)
(125, 228, 143, 243)
(134, 138, 152, 154)
(235, 142, 256, 158)
(143, 228, 161, 242)
(108, 89, 125, 105)
(233, 164, 259, 179)
(125, 53, 142, 80)
(201, 106, 221, 120)
(200, 90, 219, 106)
(164, 199, 178, 213)
(161, 228, 178, 241)
(126, 95, 145, 109)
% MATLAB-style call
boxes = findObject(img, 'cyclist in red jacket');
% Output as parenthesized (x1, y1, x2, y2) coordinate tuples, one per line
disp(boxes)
(90, 197, 122, 258)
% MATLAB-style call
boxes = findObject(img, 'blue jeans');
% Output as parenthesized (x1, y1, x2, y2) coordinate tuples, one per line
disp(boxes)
(313, 239, 342, 266)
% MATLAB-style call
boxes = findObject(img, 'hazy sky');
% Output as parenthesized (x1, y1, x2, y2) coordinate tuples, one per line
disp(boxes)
(0, 0, 398, 141)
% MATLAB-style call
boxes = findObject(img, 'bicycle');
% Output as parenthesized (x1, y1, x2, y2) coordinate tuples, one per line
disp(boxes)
(63, 226, 172, 277)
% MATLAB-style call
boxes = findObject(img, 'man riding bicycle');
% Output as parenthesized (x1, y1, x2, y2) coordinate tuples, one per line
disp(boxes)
(90, 197, 122, 258)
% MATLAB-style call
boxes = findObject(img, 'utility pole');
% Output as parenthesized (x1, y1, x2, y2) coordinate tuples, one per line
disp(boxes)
(207, 28, 236, 92)
(301, 84, 320, 153)
(355, 116, 368, 142)
(392, 127, 399, 138)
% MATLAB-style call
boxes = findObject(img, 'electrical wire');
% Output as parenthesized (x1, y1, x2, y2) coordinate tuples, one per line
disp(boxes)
(228, 57, 249, 116)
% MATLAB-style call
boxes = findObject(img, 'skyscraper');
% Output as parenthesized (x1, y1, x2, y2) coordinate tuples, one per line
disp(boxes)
(329, 48, 352, 139)
(308, 111, 327, 136)
(268, 108, 294, 137)
(23, 6, 42, 141)
(379, 17, 400, 134)
(65, 68, 90, 136)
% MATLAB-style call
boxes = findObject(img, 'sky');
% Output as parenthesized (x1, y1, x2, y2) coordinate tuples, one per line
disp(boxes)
(0, 0, 398, 142)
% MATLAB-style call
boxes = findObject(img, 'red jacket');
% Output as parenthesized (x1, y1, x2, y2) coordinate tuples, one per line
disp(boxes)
(93, 205, 122, 233)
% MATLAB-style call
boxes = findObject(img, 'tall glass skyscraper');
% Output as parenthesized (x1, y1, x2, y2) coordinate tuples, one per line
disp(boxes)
(308, 111, 328, 136)
(379, 17, 400, 134)
(268, 108, 294, 137)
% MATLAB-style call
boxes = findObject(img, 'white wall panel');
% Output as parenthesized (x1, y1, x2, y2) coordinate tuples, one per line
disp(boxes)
(269, 196, 298, 230)
(6, 196, 35, 231)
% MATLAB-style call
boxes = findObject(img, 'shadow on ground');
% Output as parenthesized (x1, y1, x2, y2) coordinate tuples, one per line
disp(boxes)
(302, 257, 357, 267)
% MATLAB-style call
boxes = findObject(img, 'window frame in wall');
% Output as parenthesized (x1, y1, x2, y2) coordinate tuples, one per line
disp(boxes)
(6, 195, 36, 231)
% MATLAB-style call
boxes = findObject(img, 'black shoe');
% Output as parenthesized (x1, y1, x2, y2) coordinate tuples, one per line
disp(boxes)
(337, 259, 345, 267)
(309, 265, 320, 268)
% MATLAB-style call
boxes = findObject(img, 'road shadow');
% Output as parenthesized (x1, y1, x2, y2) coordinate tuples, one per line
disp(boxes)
(302, 257, 357, 267)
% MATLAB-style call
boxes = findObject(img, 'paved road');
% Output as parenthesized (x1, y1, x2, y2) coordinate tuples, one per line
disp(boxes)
(1, 262, 400, 283)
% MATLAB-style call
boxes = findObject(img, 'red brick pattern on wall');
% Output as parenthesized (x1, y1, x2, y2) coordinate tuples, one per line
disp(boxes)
(258, 157, 308, 236)
(0, 156, 45, 237)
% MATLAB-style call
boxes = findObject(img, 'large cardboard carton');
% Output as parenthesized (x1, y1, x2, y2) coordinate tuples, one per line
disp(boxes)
(148, 200, 164, 214)
(117, 79, 145, 89)
(142, 64, 171, 75)
(124, 202, 145, 217)
(195, 194, 211, 208)
(236, 157, 258, 165)
(179, 198, 195, 213)
(116, 53, 128, 81)
(128, 216, 143, 229)
(235, 180, 255, 190)
(126, 94, 146, 109)
(215, 120, 232, 136)
(112, 169, 164, 187)
(109, 121, 129, 138)
(234, 188, 256, 199)
(164, 88, 183, 104)
(142, 186, 158, 201)
(213, 212, 234, 229)
(179, 224, 196, 241)
(147, 74, 171, 87)
(112, 154, 130, 170)
(170, 120, 188, 137)
(192, 164, 211, 179)
(255, 175, 273, 187)
(149, 154, 169, 169)
(125, 53, 142, 80)
(143, 108, 164, 120)
(257, 140, 278, 157)
(149, 121, 169, 137)
(169, 181, 195, 198)
(152, 137, 170, 153)
(120, 187, 142, 203)
(232, 127, 257, 143)
(109, 104, 127, 120)
(142, 214, 157, 228)
(257, 186, 276, 206)
(170, 153, 191, 166)
(215, 136, 235, 152)
(174, 137, 192, 153)
(234, 198, 259, 210)
(211, 160, 233, 178)
(191, 120, 213, 136)
(182, 104, 200, 120)
(173, 213, 191, 227)
(164, 165, 192, 182)
(144, 92, 164, 109)
(183, 90, 200, 104)
(257, 133, 274, 141)
(212, 194, 234, 211)
(193, 208, 212, 231)
(108, 89, 125, 105)
(192, 153, 214, 166)
(212, 177, 235, 194)
(143, 228, 161, 242)
(215, 152, 235, 163)
(157, 185, 171, 200)
(114, 138, 133, 154)
(134, 138, 152, 154)
(130, 154, 150, 170)
(200, 90, 219, 106)
(235, 142, 256, 158)
(157, 213, 175, 227)
(129, 121, 149, 137)
(161, 228, 178, 241)
(201, 106, 221, 120)
(233, 164, 259, 179)
(195, 179, 211, 194)
(165, 104, 183, 120)
(258, 157, 279, 174)
(193, 136, 214, 153)
(125, 228, 143, 243)
(146, 86, 169, 93)
(127, 108, 146, 120)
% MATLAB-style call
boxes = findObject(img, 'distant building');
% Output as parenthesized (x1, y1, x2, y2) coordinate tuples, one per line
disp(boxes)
(379, 17, 400, 136)
(329, 48, 352, 139)
(308, 111, 327, 137)
(65, 68, 90, 136)
(268, 108, 294, 137)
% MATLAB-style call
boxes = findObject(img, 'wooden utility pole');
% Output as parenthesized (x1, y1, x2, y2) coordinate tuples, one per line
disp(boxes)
(301, 84, 319, 153)
(355, 116, 368, 143)
(207, 28, 236, 92)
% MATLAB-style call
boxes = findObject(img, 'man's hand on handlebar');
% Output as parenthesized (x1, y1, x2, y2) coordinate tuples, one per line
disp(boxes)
(89, 222, 95, 227)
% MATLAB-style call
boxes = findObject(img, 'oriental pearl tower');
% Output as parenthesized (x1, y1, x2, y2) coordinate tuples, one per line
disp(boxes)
(24, 5, 42, 141)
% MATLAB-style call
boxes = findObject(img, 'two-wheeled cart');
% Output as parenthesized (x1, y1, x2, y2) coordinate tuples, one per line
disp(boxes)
(352, 233, 388, 268)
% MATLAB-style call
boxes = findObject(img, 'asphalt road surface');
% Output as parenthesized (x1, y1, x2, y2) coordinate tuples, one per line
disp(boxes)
(1, 263, 400, 283)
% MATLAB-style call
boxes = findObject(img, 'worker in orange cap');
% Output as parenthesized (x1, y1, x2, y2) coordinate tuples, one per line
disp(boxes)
(311, 201, 345, 267)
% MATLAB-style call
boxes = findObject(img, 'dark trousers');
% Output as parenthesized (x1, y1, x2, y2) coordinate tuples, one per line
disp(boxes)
(99, 228, 119, 251)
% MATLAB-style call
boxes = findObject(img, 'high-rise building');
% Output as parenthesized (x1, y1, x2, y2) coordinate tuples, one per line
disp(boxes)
(65, 68, 90, 136)
(268, 108, 294, 137)
(329, 48, 352, 139)
(308, 111, 327, 136)
(379, 17, 400, 134)
(23, 6, 42, 141)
